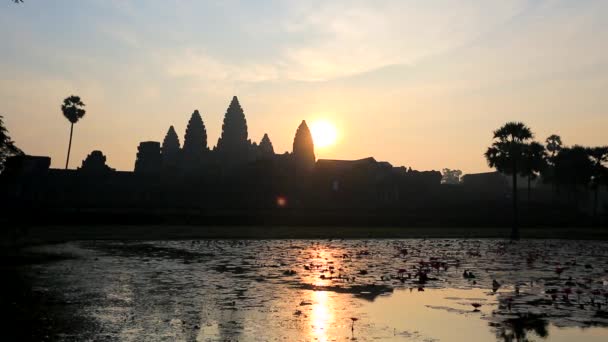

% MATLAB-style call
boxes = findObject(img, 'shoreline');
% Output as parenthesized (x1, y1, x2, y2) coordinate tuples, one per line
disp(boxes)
(5, 225, 608, 242)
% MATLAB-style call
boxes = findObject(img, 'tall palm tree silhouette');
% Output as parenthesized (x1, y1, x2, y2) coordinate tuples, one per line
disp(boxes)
(545, 135, 563, 161)
(61, 95, 86, 169)
(485, 122, 533, 240)
(543, 134, 564, 192)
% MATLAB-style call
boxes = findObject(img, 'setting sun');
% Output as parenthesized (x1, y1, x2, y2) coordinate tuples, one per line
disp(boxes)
(310, 120, 338, 148)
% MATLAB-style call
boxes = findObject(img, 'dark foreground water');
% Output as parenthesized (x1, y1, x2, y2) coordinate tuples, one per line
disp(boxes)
(23, 239, 608, 341)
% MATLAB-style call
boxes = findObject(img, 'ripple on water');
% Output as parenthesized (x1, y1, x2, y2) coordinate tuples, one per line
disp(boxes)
(24, 239, 608, 341)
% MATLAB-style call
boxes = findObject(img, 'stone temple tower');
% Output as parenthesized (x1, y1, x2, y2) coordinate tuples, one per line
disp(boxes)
(215, 96, 250, 165)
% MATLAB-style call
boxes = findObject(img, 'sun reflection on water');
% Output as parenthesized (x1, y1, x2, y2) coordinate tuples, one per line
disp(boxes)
(310, 291, 333, 342)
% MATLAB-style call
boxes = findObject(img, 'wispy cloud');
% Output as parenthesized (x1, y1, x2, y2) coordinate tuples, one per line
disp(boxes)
(99, 25, 140, 48)
(166, 48, 281, 82)
(159, 0, 531, 82)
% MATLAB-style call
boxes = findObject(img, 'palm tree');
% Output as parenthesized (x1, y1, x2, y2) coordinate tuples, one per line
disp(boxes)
(61, 95, 86, 169)
(521, 142, 547, 201)
(586, 146, 608, 218)
(485, 122, 533, 240)
(545, 135, 563, 160)
(544, 134, 564, 193)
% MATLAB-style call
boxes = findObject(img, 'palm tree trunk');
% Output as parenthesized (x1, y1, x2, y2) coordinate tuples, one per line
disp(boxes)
(511, 169, 519, 240)
(65, 123, 73, 169)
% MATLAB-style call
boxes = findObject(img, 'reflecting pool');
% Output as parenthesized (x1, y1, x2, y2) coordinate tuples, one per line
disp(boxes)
(24, 239, 608, 341)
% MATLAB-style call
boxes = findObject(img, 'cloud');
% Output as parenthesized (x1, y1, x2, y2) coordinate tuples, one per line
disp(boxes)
(277, 0, 532, 81)
(166, 49, 281, 82)
(162, 0, 532, 83)
(99, 25, 140, 48)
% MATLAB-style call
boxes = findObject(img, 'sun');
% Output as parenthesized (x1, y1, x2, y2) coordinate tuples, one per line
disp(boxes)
(310, 120, 338, 148)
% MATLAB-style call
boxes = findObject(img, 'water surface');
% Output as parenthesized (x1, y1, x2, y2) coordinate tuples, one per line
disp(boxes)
(27, 239, 608, 341)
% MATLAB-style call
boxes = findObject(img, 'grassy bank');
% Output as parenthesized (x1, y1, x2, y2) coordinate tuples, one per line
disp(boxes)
(8, 225, 608, 242)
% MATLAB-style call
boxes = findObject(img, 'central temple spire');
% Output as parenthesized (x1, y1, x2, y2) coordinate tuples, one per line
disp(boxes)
(215, 96, 250, 164)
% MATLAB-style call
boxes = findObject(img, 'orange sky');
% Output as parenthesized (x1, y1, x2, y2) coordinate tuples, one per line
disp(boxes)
(1, 0, 607, 174)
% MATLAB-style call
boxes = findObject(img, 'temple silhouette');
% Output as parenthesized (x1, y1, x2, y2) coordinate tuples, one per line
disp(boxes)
(131, 97, 320, 175)
(1, 96, 605, 227)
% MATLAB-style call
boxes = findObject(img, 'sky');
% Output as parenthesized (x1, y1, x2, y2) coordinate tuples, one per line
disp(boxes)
(1, 0, 607, 174)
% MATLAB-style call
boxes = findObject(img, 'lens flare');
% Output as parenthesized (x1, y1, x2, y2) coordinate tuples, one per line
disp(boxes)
(276, 196, 287, 207)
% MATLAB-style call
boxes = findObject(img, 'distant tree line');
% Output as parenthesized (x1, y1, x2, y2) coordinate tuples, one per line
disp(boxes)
(441, 168, 462, 184)
(0, 115, 22, 172)
(485, 122, 608, 240)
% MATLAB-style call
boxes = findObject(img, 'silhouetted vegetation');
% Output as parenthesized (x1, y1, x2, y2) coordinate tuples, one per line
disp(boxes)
(0, 115, 23, 172)
(485, 122, 534, 240)
(545, 134, 563, 160)
(441, 168, 462, 184)
(521, 141, 547, 200)
(541, 134, 562, 189)
(483, 123, 607, 235)
(61, 95, 86, 169)
(541, 138, 608, 213)
(553, 146, 593, 198)
(587, 146, 608, 217)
